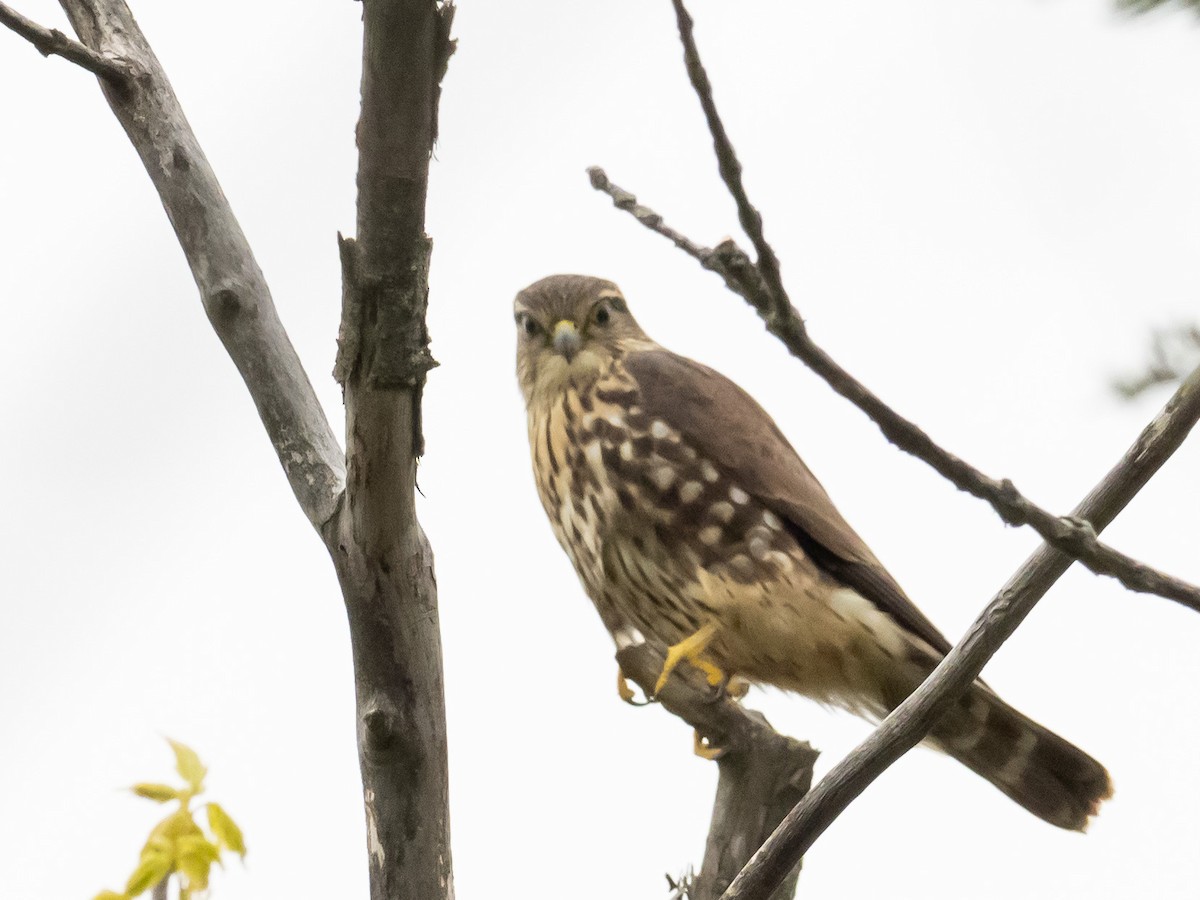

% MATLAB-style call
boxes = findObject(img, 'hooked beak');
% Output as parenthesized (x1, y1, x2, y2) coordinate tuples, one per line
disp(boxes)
(552, 319, 581, 361)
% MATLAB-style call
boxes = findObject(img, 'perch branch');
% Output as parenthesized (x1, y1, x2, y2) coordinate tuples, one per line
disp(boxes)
(53, 0, 345, 531)
(617, 644, 817, 900)
(0, 1, 129, 81)
(588, 168, 1200, 615)
(724, 362, 1200, 899)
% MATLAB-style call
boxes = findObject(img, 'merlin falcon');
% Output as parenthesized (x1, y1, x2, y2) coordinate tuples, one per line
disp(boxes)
(514, 273, 1112, 831)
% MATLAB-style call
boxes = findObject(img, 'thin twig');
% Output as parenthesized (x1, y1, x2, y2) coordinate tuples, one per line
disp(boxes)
(723, 363, 1200, 899)
(669, 0, 789, 321)
(0, 1, 128, 81)
(588, 168, 1200, 615)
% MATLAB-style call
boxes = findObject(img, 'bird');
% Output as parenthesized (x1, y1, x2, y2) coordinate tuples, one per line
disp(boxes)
(514, 273, 1113, 831)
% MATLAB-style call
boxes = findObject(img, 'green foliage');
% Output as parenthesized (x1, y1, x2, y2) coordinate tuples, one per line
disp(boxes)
(92, 739, 246, 900)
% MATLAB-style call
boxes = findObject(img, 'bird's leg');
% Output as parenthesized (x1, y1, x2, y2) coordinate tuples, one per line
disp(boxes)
(655, 623, 725, 695)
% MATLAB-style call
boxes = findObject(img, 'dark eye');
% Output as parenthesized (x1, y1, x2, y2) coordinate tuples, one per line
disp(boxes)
(517, 314, 541, 337)
(594, 305, 610, 326)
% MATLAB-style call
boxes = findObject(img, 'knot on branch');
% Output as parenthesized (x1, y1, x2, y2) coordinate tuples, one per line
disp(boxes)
(360, 695, 411, 763)
(206, 285, 257, 331)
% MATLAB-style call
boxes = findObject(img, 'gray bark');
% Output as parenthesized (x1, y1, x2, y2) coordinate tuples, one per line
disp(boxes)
(617, 644, 816, 900)
(57, 0, 346, 533)
(330, 2, 456, 899)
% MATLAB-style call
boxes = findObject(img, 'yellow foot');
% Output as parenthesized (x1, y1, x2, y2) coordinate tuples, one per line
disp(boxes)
(617, 668, 644, 706)
(654, 623, 726, 695)
(693, 729, 725, 761)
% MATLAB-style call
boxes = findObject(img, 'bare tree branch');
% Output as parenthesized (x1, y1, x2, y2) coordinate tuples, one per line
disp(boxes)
(657, 0, 1200, 615)
(724, 362, 1200, 899)
(0, 0, 129, 81)
(54, 0, 346, 532)
(588, 168, 1200, 615)
(617, 644, 817, 900)
(31, 1, 455, 896)
(668, 0, 787, 316)
(591, 3, 1200, 896)
(329, 2, 456, 898)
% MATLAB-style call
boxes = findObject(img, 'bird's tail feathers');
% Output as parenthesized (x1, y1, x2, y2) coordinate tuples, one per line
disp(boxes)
(926, 679, 1113, 831)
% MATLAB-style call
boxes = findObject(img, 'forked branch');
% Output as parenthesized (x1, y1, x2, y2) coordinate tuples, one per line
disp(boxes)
(588, 168, 1200, 615)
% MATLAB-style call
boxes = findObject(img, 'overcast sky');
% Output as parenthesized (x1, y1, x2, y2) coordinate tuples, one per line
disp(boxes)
(3, 1, 1200, 898)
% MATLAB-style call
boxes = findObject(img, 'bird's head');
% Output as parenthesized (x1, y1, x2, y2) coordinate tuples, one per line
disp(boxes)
(514, 274, 650, 407)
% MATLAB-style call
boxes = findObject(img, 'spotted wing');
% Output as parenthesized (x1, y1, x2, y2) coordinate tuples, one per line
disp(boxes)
(623, 348, 954, 657)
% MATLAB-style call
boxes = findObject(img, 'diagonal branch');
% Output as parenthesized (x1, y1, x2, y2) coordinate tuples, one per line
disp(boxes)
(0, 0, 129, 81)
(53, 0, 345, 531)
(588, 168, 1200, 615)
(723, 362, 1200, 899)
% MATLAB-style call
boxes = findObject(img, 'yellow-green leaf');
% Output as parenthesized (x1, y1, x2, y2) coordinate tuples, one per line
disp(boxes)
(125, 851, 171, 897)
(92, 891, 129, 900)
(206, 802, 246, 856)
(139, 833, 172, 861)
(176, 835, 220, 890)
(131, 783, 179, 803)
(166, 739, 207, 792)
(148, 809, 203, 846)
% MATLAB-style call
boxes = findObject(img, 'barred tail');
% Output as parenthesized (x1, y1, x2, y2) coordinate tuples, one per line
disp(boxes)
(928, 683, 1113, 831)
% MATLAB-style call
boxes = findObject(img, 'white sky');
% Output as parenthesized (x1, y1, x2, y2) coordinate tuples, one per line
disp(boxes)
(3, 1, 1200, 898)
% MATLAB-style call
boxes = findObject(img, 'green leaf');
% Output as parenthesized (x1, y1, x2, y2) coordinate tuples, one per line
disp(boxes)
(166, 739, 207, 792)
(131, 783, 179, 803)
(206, 802, 246, 856)
(92, 891, 129, 900)
(125, 851, 171, 897)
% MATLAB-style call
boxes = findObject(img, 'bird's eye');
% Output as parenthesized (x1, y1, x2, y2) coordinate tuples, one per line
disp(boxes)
(594, 304, 611, 327)
(517, 314, 541, 337)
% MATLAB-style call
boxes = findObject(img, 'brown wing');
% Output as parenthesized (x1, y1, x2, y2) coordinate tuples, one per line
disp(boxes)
(624, 348, 954, 658)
